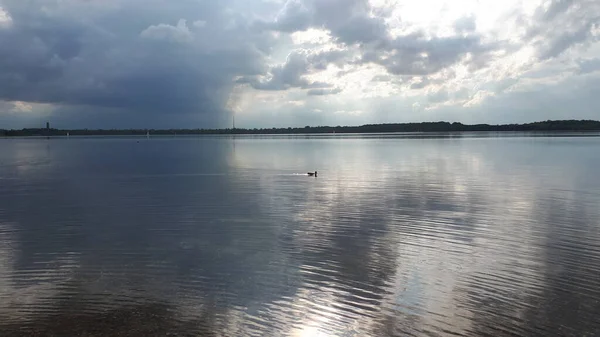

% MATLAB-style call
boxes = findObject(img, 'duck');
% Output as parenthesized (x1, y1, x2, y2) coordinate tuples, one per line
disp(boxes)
(307, 171, 317, 177)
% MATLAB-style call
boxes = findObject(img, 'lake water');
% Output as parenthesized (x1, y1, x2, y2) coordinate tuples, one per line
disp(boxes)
(0, 134, 599, 336)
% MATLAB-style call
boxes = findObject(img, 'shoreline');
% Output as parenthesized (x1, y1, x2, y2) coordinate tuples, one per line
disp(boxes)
(2, 120, 600, 137)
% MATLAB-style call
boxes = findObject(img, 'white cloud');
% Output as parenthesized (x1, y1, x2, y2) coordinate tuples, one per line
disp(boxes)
(0, 6, 11, 27)
(463, 90, 495, 107)
(140, 19, 192, 43)
(334, 109, 363, 115)
(12, 101, 33, 112)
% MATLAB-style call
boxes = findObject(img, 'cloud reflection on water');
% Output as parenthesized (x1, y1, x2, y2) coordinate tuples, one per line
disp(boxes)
(0, 136, 598, 336)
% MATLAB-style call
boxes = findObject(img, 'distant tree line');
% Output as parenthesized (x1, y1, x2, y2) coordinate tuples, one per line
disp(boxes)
(2, 120, 600, 137)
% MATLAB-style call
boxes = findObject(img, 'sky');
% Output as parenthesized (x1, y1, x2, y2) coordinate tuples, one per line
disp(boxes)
(0, 0, 599, 129)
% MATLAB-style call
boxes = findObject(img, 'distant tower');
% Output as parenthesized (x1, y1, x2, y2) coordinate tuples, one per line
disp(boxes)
(232, 113, 235, 130)
(46, 122, 50, 130)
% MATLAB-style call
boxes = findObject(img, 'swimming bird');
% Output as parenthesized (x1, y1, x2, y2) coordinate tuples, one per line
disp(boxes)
(307, 171, 317, 177)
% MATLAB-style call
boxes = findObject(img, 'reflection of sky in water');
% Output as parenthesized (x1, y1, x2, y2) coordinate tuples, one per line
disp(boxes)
(0, 135, 599, 336)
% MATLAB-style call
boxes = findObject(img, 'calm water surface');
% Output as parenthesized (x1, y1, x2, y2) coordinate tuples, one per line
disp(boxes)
(0, 134, 599, 336)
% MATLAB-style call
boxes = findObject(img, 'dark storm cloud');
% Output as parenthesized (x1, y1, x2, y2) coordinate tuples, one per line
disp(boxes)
(0, 0, 274, 126)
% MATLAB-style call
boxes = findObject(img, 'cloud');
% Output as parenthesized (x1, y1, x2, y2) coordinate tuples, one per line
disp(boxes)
(537, 24, 596, 60)
(427, 89, 449, 103)
(242, 49, 350, 91)
(369, 34, 492, 76)
(577, 58, 600, 74)
(0, 101, 31, 114)
(243, 51, 319, 90)
(371, 75, 391, 82)
(410, 77, 430, 89)
(140, 19, 192, 44)
(265, 0, 389, 44)
(0, 6, 11, 27)
(307, 87, 342, 96)
(269, 0, 312, 32)
(454, 15, 477, 33)
(261, 0, 494, 79)
(1, 0, 600, 128)
(193, 20, 207, 28)
(525, 0, 600, 60)
(0, 0, 274, 127)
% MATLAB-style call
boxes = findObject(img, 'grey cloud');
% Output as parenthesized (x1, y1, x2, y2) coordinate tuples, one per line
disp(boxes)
(363, 34, 488, 76)
(454, 15, 476, 33)
(0, 101, 23, 114)
(193, 20, 207, 28)
(371, 75, 391, 82)
(2, 0, 599, 129)
(336, 69, 354, 77)
(0, 0, 274, 127)
(262, 0, 493, 78)
(492, 78, 519, 93)
(252, 0, 600, 125)
(427, 89, 449, 103)
(410, 78, 430, 89)
(329, 14, 388, 45)
(536, 0, 575, 22)
(269, 0, 312, 32)
(140, 19, 192, 43)
(245, 51, 317, 90)
(303, 81, 333, 89)
(245, 49, 347, 91)
(526, 0, 600, 60)
(263, 0, 389, 45)
(453, 87, 470, 100)
(577, 58, 600, 74)
(310, 0, 389, 45)
(478, 73, 600, 123)
(538, 23, 595, 60)
(251, 51, 311, 90)
(307, 87, 342, 95)
(262, 0, 599, 87)
(363, 73, 600, 125)
(310, 49, 352, 69)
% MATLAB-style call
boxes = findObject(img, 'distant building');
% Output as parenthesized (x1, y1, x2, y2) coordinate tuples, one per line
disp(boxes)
(46, 122, 50, 130)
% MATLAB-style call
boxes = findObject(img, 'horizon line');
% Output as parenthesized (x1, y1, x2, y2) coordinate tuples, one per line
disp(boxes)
(4, 119, 600, 131)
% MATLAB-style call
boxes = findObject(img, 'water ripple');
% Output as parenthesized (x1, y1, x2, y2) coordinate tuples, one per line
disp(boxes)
(0, 136, 600, 336)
